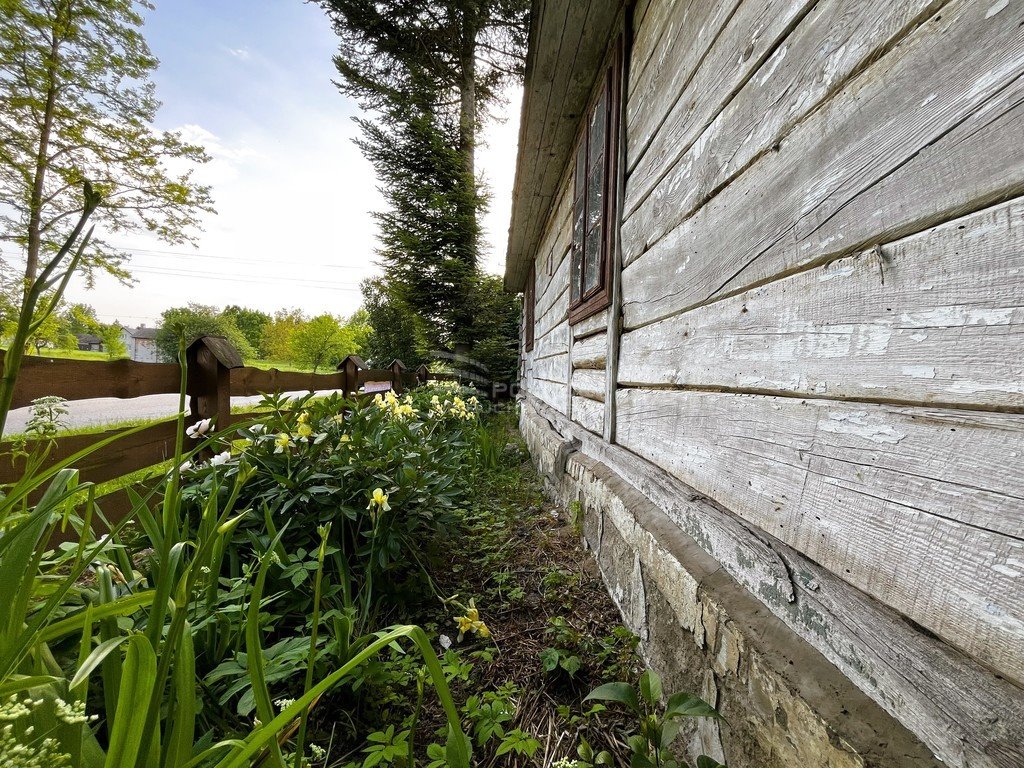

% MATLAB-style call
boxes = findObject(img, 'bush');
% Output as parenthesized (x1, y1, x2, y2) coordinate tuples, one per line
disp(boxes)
(0, 375, 475, 768)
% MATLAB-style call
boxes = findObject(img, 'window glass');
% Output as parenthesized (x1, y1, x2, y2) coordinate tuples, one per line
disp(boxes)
(586, 164, 603, 231)
(589, 90, 606, 169)
(568, 51, 618, 323)
(584, 224, 602, 294)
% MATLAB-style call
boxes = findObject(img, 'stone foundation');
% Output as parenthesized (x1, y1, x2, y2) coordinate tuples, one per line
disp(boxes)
(520, 398, 943, 768)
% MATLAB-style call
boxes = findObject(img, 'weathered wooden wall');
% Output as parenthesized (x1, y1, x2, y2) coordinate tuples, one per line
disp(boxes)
(522, 175, 573, 414)
(518, 0, 1024, 763)
(617, 0, 1024, 691)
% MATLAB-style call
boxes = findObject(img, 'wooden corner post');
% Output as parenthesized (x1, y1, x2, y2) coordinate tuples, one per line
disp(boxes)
(390, 359, 407, 394)
(416, 364, 429, 386)
(186, 336, 243, 433)
(337, 354, 366, 397)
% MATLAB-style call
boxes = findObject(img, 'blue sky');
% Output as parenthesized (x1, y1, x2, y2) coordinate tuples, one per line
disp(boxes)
(66, 0, 520, 327)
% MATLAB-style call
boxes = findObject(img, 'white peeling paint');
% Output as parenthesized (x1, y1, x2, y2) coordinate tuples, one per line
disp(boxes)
(902, 365, 936, 379)
(948, 380, 1024, 395)
(899, 306, 1015, 328)
(820, 411, 906, 445)
(986, 0, 1009, 18)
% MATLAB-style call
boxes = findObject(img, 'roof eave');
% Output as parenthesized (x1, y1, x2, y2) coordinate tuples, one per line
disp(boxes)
(503, 0, 625, 292)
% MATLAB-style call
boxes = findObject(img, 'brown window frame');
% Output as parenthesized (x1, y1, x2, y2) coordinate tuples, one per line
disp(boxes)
(568, 43, 622, 326)
(523, 264, 536, 352)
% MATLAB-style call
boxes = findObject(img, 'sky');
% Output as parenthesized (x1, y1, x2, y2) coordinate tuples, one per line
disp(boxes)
(59, 0, 522, 328)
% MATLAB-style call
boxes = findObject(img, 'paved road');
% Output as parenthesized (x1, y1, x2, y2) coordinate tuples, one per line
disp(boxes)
(3, 390, 344, 436)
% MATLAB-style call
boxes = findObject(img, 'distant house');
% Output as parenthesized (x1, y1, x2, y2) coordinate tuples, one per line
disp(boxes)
(120, 325, 160, 363)
(75, 333, 103, 352)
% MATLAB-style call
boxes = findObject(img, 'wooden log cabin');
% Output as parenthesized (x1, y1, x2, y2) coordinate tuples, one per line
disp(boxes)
(505, 1, 1024, 766)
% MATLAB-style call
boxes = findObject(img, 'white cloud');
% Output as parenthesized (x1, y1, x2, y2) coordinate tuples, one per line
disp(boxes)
(226, 47, 251, 61)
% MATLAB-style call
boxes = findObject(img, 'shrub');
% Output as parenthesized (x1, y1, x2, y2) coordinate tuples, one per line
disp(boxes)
(0, 371, 474, 768)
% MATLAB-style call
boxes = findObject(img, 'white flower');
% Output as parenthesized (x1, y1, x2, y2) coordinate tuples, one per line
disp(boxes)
(178, 460, 193, 473)
(274, 697, 296, 710)
(210, 450, 231, 466)
(186, 418, 213, 439)
(54, 697, 97, 725)
(250, 423, 267, 434)
(439, 634, 452, 650)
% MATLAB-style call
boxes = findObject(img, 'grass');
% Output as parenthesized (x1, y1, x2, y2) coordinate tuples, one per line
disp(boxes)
(20, 347, 124, 362)
(17, 347, 323, 373)
(243, 358, 320, 373)
(2, 415, 169, 441)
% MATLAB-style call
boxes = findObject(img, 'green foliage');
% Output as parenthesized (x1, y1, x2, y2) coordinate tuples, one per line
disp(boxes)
(464, 274, 521, 383)
(0, 364, 473, 768)
(222, 306, 272, 358)
(97, 325, 127, 360)
(289, 313, 364, 372)
(180, 383, 487, 646)
(155, 303, 256, 361)
(319, 0, 528, 351)
(360, 277, 428, 367)
(262, 308, 307, 363)
(583, 670, 727, 768)
(355, 98, 482, 350)
(0, 0, 213, 286)
(540, 616, 638, 683)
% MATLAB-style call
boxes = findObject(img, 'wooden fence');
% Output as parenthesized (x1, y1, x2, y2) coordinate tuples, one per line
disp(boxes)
(0, 337, 430, 526)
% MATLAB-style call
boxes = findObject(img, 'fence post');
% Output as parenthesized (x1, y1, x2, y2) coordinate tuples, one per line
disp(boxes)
(337, 354, 366, 397)
(416, 364, 429, 386)
(390, 359, 407, 394)
(186, 336, 243, 433)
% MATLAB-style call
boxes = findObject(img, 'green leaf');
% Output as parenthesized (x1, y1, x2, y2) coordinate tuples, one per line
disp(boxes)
(559, 654, 582, 677)
(585, 682, 641, 715)
(70, 636, 130, 690)
(665, 693, 722, 720)
(695, 757, 727, 768)
(539, 647, 559, 672)
(103, 635, 156, 768)
(165, 625, 197, 768)
(639, 669, 662, 706)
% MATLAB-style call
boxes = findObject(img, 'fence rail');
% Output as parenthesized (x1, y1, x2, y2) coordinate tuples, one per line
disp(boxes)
(1, 338, 432, 528)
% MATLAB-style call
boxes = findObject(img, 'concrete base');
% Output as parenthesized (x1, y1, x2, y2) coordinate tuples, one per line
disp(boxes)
(520, 398, 943, 768)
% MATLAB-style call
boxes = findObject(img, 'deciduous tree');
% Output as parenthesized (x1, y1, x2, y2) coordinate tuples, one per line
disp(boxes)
(156, 303, 254, 362)
(290, 314, 348, 373)
(0, 0, 213, 429)
(222, 305, 271, 357)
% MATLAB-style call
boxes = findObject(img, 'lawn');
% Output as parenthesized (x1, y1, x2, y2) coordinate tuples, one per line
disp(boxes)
(16, 346, 121, 362)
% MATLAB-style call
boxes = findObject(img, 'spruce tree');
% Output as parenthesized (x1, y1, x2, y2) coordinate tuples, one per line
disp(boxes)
(319, 0, 527, 349)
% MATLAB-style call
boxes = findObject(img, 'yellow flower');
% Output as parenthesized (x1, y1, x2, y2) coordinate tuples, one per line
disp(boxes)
(296, 422, 313, 438)
(297, 411, 310, 424)
(367, 488, 391, 512)
(274, 433, 292, 449)
(453, 599, 489, 641)
(339, 434, 351, 443)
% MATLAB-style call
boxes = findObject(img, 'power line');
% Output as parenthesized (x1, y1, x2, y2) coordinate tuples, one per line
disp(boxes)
(112, 244, 374, 270)
(2, 238, 379, 272)
(126, 265, 363, 291)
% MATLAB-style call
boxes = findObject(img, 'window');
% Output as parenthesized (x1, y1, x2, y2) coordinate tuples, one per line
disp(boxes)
(569, 54, 620, 324)
(524, 264, 536, 352)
